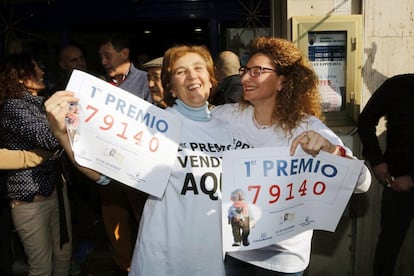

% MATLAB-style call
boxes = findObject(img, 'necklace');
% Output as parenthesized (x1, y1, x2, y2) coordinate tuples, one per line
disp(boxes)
(252, 113, 272, 129)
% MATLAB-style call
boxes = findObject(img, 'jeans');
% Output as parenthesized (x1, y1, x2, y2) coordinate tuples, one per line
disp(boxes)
(11, 189, 72, 276)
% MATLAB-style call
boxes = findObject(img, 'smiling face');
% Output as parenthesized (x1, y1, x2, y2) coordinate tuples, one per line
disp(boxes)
(169, 52, 212, 108)
(241, 53, 284, 108)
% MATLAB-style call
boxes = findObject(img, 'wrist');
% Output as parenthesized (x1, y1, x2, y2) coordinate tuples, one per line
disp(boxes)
(54, 130, 68, 141)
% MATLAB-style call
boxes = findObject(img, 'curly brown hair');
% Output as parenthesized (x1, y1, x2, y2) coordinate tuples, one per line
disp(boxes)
(240, 36, 323, 134)
(0, 53, 37, 105)
(161, 45, 217, 107)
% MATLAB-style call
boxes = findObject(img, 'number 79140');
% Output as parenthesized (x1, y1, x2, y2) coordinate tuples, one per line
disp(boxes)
(248, 180, 326, 204)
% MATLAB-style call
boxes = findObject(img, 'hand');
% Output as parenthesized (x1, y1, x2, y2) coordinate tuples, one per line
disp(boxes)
(389, 175, 414, 192)
(44, 91, 101, 183)
(44, 91, 79, 139)
(372, 163, 392, 186)
(290, 130, 337, 157)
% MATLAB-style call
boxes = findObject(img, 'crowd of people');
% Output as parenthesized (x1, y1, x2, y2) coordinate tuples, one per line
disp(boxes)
(0, 33, 408, 276)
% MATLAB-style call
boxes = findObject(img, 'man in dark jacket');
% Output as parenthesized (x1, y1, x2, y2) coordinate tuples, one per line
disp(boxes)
(210, 50, 243, 105)
(358, 74, 414, 276)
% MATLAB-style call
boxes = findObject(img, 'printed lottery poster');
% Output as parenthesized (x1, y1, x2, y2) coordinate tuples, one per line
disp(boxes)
(65, 70, 182, 198)
(222, 147, 363, 253)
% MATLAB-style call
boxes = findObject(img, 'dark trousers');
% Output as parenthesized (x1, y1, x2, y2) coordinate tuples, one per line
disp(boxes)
(225, 255, 304, 276)
(0, 199, 12, 275)
(373, 188, 414, 276)
(231, 217, 250, 245)
(67, 165, 101, 244)
(100, 182, 147, 271)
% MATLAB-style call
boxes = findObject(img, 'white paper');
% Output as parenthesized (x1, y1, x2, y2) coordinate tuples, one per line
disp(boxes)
(65, 70, 182, 198)
(222, 147, 363, 252)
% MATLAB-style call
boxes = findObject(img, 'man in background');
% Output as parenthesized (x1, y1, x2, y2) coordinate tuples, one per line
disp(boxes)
(210, 50, 243, 105)
(358, 73, 414, 276)
(53, 43, 104, 274)
(141, 57, 166, 108)
(98, 35, 150, 275)
(99, 35, 151, 101)
(59, 44, 87, 73)
(46, 44, 88, 95)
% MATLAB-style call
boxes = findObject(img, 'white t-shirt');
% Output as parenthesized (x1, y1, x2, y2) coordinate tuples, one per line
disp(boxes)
(129, 108, 233, 276)
(211, 103, 357, 273)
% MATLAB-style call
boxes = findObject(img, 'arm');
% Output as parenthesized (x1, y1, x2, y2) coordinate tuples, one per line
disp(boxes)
(0, 148, 52, 170)
(2, 98, 60, 151)
(357, 81, 389, 167)
(354, 164, 372, 193)
(44, 91, 102, 182)
(357, 80, 402, 190)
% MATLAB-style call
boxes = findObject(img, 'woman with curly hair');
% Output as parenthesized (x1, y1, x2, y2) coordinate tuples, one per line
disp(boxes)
(212, 36, 371, 275)
(0, 53, 72, 275)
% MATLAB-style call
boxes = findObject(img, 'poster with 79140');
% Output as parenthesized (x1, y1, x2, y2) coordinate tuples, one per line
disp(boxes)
(221, 146, 363, 252)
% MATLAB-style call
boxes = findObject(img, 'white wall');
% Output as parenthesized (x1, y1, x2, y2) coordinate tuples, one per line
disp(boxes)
(282, 0, 414, 275)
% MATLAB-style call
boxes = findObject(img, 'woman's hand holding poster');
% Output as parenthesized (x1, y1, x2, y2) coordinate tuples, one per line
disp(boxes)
(222, 147, 363, 252)
(65, 70, 182, 198)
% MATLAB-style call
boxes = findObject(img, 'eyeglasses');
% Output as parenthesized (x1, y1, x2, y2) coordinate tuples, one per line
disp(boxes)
(239, 66, 277, 77)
